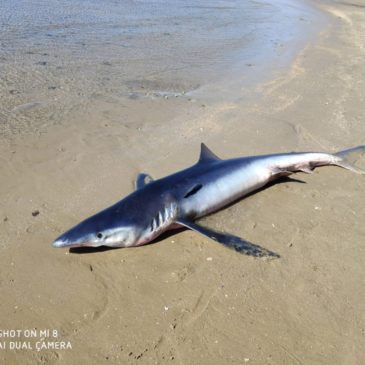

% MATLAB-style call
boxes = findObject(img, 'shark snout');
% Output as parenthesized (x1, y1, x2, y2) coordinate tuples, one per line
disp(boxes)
(52, 237, 92, 248)
(52, 236, 76, 248)
(52, 230, 99, 248)
(52, 232, 83, 248)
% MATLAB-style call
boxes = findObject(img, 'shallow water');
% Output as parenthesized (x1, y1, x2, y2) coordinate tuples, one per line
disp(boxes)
(0, 0, 324, 135)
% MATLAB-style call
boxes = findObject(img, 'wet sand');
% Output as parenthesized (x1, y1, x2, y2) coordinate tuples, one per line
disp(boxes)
(1, 1, 365, 364)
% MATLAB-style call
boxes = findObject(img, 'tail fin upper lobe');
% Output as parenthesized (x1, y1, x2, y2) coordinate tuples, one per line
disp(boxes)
(334, 145, 365, 174)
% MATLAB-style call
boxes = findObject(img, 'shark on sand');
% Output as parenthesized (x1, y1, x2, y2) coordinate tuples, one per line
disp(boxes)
(53, 144, 365, 257)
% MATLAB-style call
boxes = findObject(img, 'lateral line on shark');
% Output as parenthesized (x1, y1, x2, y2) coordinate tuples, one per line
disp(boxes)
(53, 143, 365, 258)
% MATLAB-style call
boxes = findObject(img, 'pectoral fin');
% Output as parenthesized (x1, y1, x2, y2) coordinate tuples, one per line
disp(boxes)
(177, 219, 279, 258)
(135, 173, 154, 190)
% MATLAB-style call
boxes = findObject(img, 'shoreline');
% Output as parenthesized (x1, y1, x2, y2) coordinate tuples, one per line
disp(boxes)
(1, 1, 365, 364)
(0, 0, 325, 139)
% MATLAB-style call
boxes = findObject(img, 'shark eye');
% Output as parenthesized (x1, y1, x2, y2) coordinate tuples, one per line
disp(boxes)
(96, 232, 103, 239)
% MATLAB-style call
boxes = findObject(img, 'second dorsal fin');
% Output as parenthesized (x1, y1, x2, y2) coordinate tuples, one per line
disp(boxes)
(198, 143, 221, 164)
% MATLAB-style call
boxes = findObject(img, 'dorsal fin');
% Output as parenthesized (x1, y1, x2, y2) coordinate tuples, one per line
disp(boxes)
(135, 173, 154, 190)
(198, 143, 221, 164)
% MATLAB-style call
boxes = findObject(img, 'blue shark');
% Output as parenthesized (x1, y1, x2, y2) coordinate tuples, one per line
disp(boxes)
(52, 144, 365, 257)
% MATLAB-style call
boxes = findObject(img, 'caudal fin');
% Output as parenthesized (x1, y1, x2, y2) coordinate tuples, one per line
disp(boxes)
(334, 145, 365, 174)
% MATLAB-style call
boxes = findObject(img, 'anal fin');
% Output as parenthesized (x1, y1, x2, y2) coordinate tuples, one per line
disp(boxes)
(177, 219, 279, 258)
(298, 166, 314, 174)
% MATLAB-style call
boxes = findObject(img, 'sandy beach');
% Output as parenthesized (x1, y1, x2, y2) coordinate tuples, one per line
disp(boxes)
(1, 0, 365, 364)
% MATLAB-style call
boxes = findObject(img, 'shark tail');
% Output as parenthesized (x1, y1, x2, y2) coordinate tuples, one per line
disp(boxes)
(334, 145, 365, 174)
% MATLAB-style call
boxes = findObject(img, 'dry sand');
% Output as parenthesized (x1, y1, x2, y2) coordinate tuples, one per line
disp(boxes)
(1, 1, 365, 364)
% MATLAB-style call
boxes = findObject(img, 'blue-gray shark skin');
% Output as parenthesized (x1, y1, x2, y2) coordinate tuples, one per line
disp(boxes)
(52, 144, 365, 257)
